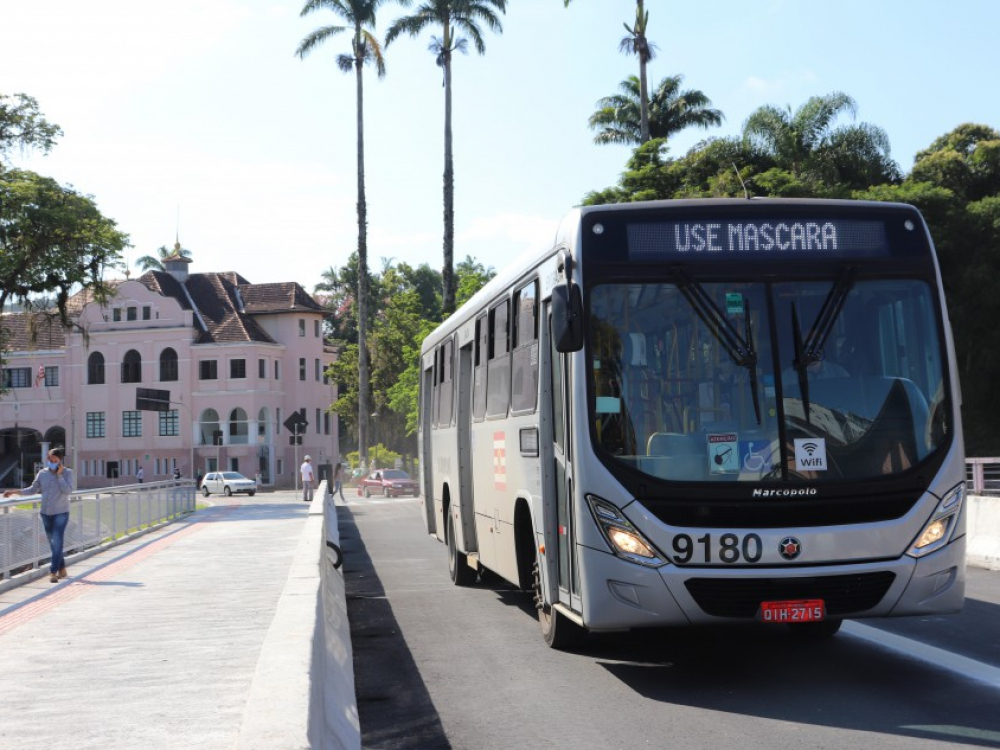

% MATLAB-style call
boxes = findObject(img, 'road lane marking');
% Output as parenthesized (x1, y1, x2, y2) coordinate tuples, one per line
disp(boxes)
(844, 621, 1000, 691)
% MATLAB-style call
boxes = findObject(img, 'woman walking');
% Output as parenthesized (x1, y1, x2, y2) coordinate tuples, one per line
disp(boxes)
(333, 462, 346, 501)
(4, 447, 74, 583)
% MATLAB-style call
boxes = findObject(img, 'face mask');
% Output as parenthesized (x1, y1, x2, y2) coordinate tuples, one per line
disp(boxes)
(47, 461, 60, 471)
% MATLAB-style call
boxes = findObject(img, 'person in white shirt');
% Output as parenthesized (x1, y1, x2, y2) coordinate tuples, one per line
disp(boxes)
(300, 456, 315, 502)
(136, 466, 144, 483)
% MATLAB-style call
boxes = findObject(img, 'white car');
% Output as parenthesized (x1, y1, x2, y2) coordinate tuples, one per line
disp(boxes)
(201, 471, 256, 497)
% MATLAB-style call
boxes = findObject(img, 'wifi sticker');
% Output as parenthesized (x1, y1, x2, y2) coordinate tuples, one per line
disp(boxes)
(794, 438, 828, 472)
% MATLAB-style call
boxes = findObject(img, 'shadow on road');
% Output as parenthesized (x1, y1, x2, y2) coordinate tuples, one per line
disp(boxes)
(339, 505, 452, 750)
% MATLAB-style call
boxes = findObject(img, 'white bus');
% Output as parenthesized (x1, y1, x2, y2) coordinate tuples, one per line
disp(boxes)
(418, 199, 966, 648)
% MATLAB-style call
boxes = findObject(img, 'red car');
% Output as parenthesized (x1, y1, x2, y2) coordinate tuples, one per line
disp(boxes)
(358, 469, 419, 498)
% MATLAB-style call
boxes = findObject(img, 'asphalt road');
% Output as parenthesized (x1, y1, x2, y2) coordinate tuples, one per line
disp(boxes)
(342, 497, 1000, 750)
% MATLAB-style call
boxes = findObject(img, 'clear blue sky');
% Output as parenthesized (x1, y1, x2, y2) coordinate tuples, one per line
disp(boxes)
(2, 0, 998, 293)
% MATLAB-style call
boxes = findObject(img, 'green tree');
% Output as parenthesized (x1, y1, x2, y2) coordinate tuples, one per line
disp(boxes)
(298, 0, 388, 467)
(134, 241, 192, 272)
(1, 95, 127, 377)
(386, 0, 507, 317)
(742, 92, 899, 190)
(589, 74, 723, 148)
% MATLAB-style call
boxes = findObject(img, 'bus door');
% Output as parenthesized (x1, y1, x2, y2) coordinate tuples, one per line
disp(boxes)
(456, 341, 477, 554)
(420, 364, 436, 535)
(549, 314, 580, 610)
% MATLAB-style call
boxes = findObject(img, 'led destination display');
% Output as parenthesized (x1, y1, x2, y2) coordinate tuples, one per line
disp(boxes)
(627, 218, 891, 260)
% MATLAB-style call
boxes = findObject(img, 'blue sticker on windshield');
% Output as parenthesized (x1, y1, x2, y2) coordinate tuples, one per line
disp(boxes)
(740, 440, 773, 474)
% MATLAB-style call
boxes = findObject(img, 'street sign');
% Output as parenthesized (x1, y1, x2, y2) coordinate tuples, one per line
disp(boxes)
(283, 409, 308, 434)
(136, 388, 171, 412)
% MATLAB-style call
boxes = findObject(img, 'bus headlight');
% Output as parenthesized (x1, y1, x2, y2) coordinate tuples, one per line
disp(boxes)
(586, 495, 666, 567)
(908, 483, 964, 558)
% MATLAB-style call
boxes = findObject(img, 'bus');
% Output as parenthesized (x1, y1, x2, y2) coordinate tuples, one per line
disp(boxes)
(418, 198, 966, 648)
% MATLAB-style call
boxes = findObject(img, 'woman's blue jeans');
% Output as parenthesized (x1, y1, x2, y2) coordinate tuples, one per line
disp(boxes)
(41, 512, 69, 573)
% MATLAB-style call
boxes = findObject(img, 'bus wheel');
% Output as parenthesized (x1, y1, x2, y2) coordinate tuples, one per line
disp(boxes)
(788, 619, 843, 638)
(532, 559, 583, 649)
(448, 513, 476, 586)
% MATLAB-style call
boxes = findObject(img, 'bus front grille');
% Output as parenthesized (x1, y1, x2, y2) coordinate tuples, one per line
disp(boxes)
(684, 571, 897, 618)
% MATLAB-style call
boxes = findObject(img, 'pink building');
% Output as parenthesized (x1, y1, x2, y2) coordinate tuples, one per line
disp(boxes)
(1, 251, 339, 489)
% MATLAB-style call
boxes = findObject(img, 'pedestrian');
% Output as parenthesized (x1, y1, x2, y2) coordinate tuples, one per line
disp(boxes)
(333, 462, 346, 501)
(173, 467, 181, 480)
(300, 455, 315, 502)
(3, 447, 74, 583)
(136, 465, 144, 483)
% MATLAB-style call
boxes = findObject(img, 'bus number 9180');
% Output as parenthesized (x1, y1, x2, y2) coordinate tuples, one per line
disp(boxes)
(670, 532, 763, 565)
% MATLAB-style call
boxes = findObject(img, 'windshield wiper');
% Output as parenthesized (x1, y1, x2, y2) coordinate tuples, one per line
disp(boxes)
(674, 271, 761, 425)
(791, 267, 855, 423)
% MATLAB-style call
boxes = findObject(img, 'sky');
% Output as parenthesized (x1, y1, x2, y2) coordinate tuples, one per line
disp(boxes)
(2, 0, 999, 295)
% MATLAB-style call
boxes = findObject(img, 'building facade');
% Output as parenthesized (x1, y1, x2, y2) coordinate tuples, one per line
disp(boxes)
(0, 252, 339, 489)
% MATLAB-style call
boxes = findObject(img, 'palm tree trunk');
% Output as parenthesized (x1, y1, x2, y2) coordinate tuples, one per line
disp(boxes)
(637, 0, 650, 144)
(442, 48, 456, 317)
(355, 46, 370, 465)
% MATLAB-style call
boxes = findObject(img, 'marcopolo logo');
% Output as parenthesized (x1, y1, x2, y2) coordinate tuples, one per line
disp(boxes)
(752, 487, 818, 498)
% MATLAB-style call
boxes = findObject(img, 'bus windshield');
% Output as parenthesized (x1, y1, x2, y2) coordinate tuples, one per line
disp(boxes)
(589, 277, 949, 484)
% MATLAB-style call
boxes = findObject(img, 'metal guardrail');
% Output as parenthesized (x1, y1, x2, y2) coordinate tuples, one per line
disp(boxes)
(0, 480, 196, 585)
(967, 458, 1000, 496)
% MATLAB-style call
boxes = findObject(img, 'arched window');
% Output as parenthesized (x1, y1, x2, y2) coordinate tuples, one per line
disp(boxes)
(200, 409, 221, 446)
(229, 407, 249, 445)
(160, 347, 178, 382)
(121, 349, 142, 383)
(87, 352, 105, 385)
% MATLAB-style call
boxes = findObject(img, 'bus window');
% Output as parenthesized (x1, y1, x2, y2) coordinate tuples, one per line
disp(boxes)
(439, 339, 454, 426)
(487, 298, 511, 418)
(473, 314, 488, 421)
(512, 281, 539, 413)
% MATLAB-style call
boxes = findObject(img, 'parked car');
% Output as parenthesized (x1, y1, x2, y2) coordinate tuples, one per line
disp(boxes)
(357, 469, 419, 498)
(201, 471, 256, 497)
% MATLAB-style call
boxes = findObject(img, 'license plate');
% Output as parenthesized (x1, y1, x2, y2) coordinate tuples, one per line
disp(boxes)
(758, 599, 826, 623)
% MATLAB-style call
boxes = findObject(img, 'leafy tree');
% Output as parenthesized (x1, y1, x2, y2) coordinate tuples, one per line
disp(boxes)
(386, 0, 507, 317)
(1, 95, 128, 378)
(134, 241, 192, 272)
(589, 75, 723, 148)
(298, 0, 388, 467)
(742, 92, 899, 191)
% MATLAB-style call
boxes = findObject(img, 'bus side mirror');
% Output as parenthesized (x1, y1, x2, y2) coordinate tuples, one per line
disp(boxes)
(552, 283, 583, 353)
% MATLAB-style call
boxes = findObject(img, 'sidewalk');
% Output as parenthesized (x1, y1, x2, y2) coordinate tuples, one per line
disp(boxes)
(0, 491, 315, 750)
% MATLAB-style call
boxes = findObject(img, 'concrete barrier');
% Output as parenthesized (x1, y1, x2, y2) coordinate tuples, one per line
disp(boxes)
(236, 482, 359, 750)
(967, 493, 1000, 571)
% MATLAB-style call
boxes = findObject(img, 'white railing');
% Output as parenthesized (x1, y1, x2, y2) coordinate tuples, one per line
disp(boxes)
(0, 480, 196, 587)
(967, 458, 1000, 496)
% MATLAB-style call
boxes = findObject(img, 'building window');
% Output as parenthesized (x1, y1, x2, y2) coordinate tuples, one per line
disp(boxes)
(274, 361, 280, 380)
(314, 319, 320, 338)
(86, 412, 106, 438)
(230, 359, 246, 379)
(200, 360, 218, 380)
(299, 319, 306, 337)
(159, 410, 179, 437)
(44, 366, 59, 387)
(316, 408, 321, 434)
(2, 367, 30, 388)
(299, 358, 306, 381)
(276, 408, 282, 435)
(324, 411, 330, 435)
(160, 347, 178, 382)
(315, 358, 321, 382)
(123, 410, 142, 438)
(142, 306, 151, 320)
(87, 352, 105, 385)
(121, 349, 142, 383)
(229, 408, 249, 444)
(127, 306, 137, 321)
(259, 358, 266, 379)
(323, 364, 331, 386)
(113, 308, 122, 322)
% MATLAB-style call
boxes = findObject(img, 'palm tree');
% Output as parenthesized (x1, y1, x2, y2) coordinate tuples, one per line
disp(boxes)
(297, 0, 387, 468)
(386, 0, 507, 317)
(742, 91, 898, 186)
(620, 0, 656, 144)
(134, 242, 192, 273)
(589, 74, 723, 147)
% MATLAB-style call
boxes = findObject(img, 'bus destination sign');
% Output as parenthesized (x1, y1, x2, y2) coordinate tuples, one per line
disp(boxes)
(627, 219, 890, 260)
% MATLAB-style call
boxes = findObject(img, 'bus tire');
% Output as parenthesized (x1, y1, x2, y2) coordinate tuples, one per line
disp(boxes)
(533, 559, 584, 649)
(448, 513, 476, 586)
(788, 618, 842, 638)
